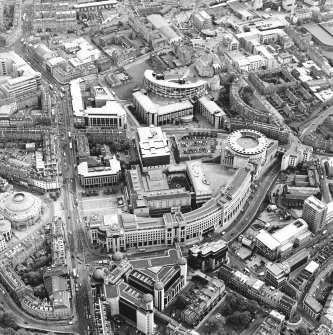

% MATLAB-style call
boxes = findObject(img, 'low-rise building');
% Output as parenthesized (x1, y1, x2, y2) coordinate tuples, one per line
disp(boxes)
(181, 275, 225, 326)
(218, 264, 297, 319)
(191, 11, 212, 31)
(253, 310, 285, 335)
(282, 185, 320, 208)
(281, 143, 313, 170)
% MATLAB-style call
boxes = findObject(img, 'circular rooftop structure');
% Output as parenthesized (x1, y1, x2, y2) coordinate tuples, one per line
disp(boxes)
(227, 129, 268, 157)
(178, 257, 187, 265)
(93, 269, 105, 280)
(112, 252, 124, 262)
(5, 192, 35, 213)
(154, 281, 164, 291)
(142, 293, 153, 303)
(1, 191, 42, 229)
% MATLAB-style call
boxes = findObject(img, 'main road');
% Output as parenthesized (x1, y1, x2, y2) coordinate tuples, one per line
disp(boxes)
(300, 105, 333, 140)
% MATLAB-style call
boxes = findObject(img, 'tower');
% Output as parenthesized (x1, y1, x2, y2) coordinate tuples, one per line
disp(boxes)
(302, 196, 327, 234)
(178, 257, 187, 287)
(154, 281, 165, 311)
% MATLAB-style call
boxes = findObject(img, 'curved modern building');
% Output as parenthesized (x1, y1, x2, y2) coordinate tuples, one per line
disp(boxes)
(143, 70, 207, 99)
(0, 192, 43, 230)
(222, 129, 277, 178)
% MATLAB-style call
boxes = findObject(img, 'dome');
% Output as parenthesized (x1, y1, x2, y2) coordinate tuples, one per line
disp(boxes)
(154, 281, 164, 291)
(142, 293, 153, 303)
(0, 218, 11, 232)
(112, 252, 124, 262)
(4, 192, 36, 213)
(178, 257, 187, 265)
(93, 269, 105, 280)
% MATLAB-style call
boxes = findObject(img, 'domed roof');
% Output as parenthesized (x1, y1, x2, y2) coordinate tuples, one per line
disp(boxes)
(178, 257, 187, 265)
(112, 252, 124, 262)
(4, 192, 36, 213)
(0, 217, 11, 232)
(93, 269, 105, 280)
(142, 293, 153, 303)
(154, 281, 164, 290)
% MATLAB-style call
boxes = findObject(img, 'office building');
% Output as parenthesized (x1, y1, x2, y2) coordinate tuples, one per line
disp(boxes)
(265, 250, 309, 288)
(188, 240, 228, 271)
(190, 11, 212, 31)
(186, 160, 212, 205)
(255, 219, 310, 260)
(91, 249, 187, 334)
(196, 96, 227, 129)
(218, 264, 297, 319)
(78, 156, 121, 188)
(132, 90, 193, 127)
(302, 196, 328, 233)
(143, 70, 206, 100)
(125, 165, 191, 217)
(282, 186, 320, 208)
(147, 14, 182, 43)
(137, 126, 170, 169)
(281, 143, 313, 170)
(0, 52, 41, 98)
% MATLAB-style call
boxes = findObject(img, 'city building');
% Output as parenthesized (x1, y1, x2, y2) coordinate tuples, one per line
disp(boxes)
(143, 70, 206, 100)
(147, 14, 182, 43)
(196, 96, 228, 129)
(137, 126, 170, 169)
(282, 186, 320, 208)
(181, 274, 225, 326)
(221, 129, 278, 178)
(125, 165, 191, 217)
(253, 310, 285, 335)
(0, 52, 41, 98)
(281, 143, 313, 170)
(132, 90, 193, 127)
(186, 160, 212, 205)
(190, 11, 212, 31)
(302, 196, 328, 234)
(0, 215, 12, 242)
(320, 290, 333, 328)
(89, 165, 254, 251)
(73, 0, 117, 12)
(90, 249, 187, 334)
(78, 156, 121, 188)
(0, 234, 5, 251)
(325, 157, 333, 178)
(33, 1, 77, 32)
(188, 240, 228, 271)
(265, 250, 309, 288)
(255, 219, 310, 260)
(0, 192, 43, 230)
(218, 264, 297, 319)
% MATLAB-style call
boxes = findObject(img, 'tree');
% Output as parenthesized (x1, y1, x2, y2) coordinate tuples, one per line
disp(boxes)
(176, 294, 187, 309)
(202, 318, 220, 335)
(0, 311, 17, 328)
(296, 327, 309, 335)
(2, 328, 16, 335)
(239, 311, 252, 327)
